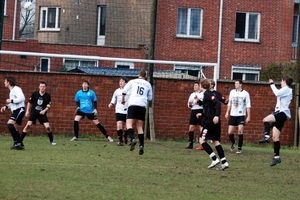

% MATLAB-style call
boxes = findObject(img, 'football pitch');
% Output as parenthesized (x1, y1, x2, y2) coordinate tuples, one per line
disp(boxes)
(0, 135, 299, 200)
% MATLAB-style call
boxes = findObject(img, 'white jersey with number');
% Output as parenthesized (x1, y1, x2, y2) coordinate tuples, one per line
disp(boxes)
(187, 91, 203, 110)
(8, 86, 25, 111)
(270, 84, 293, 119)
(122, 78, 153, 107)
(227, 89, 251, 116)
(110, 88, 129, 114)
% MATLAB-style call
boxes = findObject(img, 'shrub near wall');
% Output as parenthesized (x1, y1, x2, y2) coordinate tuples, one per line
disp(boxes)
(0, 71, 295, 145)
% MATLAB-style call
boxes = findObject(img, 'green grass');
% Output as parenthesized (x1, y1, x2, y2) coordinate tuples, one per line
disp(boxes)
(0, 135, 299, 200)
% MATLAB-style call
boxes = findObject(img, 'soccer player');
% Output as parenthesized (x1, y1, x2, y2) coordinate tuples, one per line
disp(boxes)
(0, 76, 25, 150)
(258, 76, 293, 166)
(197, 78, 229, 170)
(186, 80, 203, 149)
(70, 80, 113, 142)
(225, 80, 251, 154)
(121, 69, 153, 155)
(108, 76, 129, 146)
(20, 81, 56, 145)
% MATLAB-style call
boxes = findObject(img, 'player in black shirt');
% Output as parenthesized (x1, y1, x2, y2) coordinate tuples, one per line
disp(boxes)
(197, 79, 229, 170)
(20, 82, 56, 145)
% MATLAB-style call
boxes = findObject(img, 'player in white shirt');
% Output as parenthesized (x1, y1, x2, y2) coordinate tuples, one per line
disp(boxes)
(121, 69, 153, 155)
(225, 80, 251, 154)
(258, 76, 293, 166)
(108, 77, 129, 146)
(185, 81, 203, 149)
(1, 77, 26, 150)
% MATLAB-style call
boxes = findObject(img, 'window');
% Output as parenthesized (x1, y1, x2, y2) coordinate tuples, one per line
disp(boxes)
(232, 65, 261, 81)
(97, 6, 106, 45)
(176, 7, 202, 38)
(292, 15, 299, 45)
(114, 62, 134, 69)
(64, 59, 98, 71)
(40, 7, 61, 30)
(40, 58, 50, 72)
(235, 12, 260, 42)
(3, 0, 6, 15)
(174, 65, 204, 78)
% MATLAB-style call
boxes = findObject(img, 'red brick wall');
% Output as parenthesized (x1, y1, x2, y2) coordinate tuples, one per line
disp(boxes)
(0, 71, 296, 145)
(155, 0, 295, 78)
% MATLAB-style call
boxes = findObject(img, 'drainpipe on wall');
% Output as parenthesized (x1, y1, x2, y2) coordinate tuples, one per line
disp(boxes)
(216, 0, 224, 90)
(12, 0, 18, 40)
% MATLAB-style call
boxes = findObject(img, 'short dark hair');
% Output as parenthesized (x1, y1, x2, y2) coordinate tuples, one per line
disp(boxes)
(235, 79, 243, 84)
(83, 80, 90, 86)
(40, 81, 47, 86)
(139, 69, 147, 78)
(282, 75, 293, 87)
(5, 76, 16, 86)
(120, 76, 128, 83)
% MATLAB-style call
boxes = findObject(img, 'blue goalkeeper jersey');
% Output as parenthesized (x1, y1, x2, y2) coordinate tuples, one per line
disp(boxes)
(74, 89, 97, 114)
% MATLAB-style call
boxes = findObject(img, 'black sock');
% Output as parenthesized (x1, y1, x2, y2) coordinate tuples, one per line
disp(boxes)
(117, 129, 123, 142)
(229, 134, 235, 144)
(274, 141, 280, 157)
(20, 132, 27, 142)
(238, 134, 243, 150)
(264, 122, 270, 135)
(48, 132, 54, 142)
(74, 121, 79, 138)
(188, 131, 194, 144)
(202, 142, 214, 157)
(215, 144, 225, 160)
(96, 123, 108, 137)
(124, 130, 128, 139)
(7, 124, 21, 143)
(127, 128, 134, 141)
(138, 134, 144, 147)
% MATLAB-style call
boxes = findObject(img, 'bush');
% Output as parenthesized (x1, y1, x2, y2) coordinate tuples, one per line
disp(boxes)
(260, 61, 297, 82)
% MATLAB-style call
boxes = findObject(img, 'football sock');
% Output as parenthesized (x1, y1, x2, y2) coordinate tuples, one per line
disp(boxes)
(127, 128, 134, 141)
(188, 131, 194, 144)
(138, 134, 144, 147)
(7, 124, 21, 143)
(96, 123, 108, 136)
(20, 132, 27, 142)
(274, 141, 280, 157)
(124, 130, 128, 139)
(215, 144, 225, 160)
(202, 142, 214, 156)
(264, 122, 270, 136)
(229, 134, 235, 144)
(73, 121, 79, 138)
(117, 129, 123, 142)
(238, 134, 243, 150)
(47, 132, 54, 142)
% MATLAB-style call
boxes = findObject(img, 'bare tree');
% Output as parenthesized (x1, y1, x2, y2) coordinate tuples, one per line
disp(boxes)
(19, 0, 35, 38)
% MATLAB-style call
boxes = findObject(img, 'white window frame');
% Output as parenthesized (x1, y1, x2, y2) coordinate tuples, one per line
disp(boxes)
(174, 65, 204, 78)
(235, 12, 260, 42)
(97, 6, 106, 46)
(3, 0, 6, 16)
(40, 7, 61, 31)
(63, 59, 98, 70)
(231, 65, 261, 81)
(40, 57, 50, 72)
(292, 14, 299, 46)
(176, 7, 203, 38)
(114, 61, 134, 69)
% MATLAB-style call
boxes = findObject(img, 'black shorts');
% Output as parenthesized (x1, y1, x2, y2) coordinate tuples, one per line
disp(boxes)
(201, 122, 220, 141)
(10, 107, 25, 125)
(228, 116, 245, 126)
(189, 109, 203, 125)
(29, 113, 49, 124)
(76, 111, 98, 120)
(271, 112, 287, 132)
(115, 113, 127, 122)
(127, 105, 146, 121)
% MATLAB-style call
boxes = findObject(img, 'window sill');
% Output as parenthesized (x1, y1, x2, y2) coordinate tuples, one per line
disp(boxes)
(234, 39, 261, 44)
(175, 36, 203, 40)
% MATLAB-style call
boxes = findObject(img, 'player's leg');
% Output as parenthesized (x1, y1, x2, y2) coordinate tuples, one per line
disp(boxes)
(185, 124, 195, 149)
(136, 119, 145, 155)
(92, 116, 113, 142)
(43, 122, 56, 145)
(259, 114, 276, 143)
(71, 115, 82, 141)
(236, 124, 244, 154)
(116, 120, 124, 145)
(227, 124, 236, 151)
(270, 127, 281, 166)
(20, 120, 33, 142)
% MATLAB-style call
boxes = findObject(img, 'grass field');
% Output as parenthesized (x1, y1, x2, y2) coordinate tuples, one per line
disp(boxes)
(0, 135, 299, 200)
